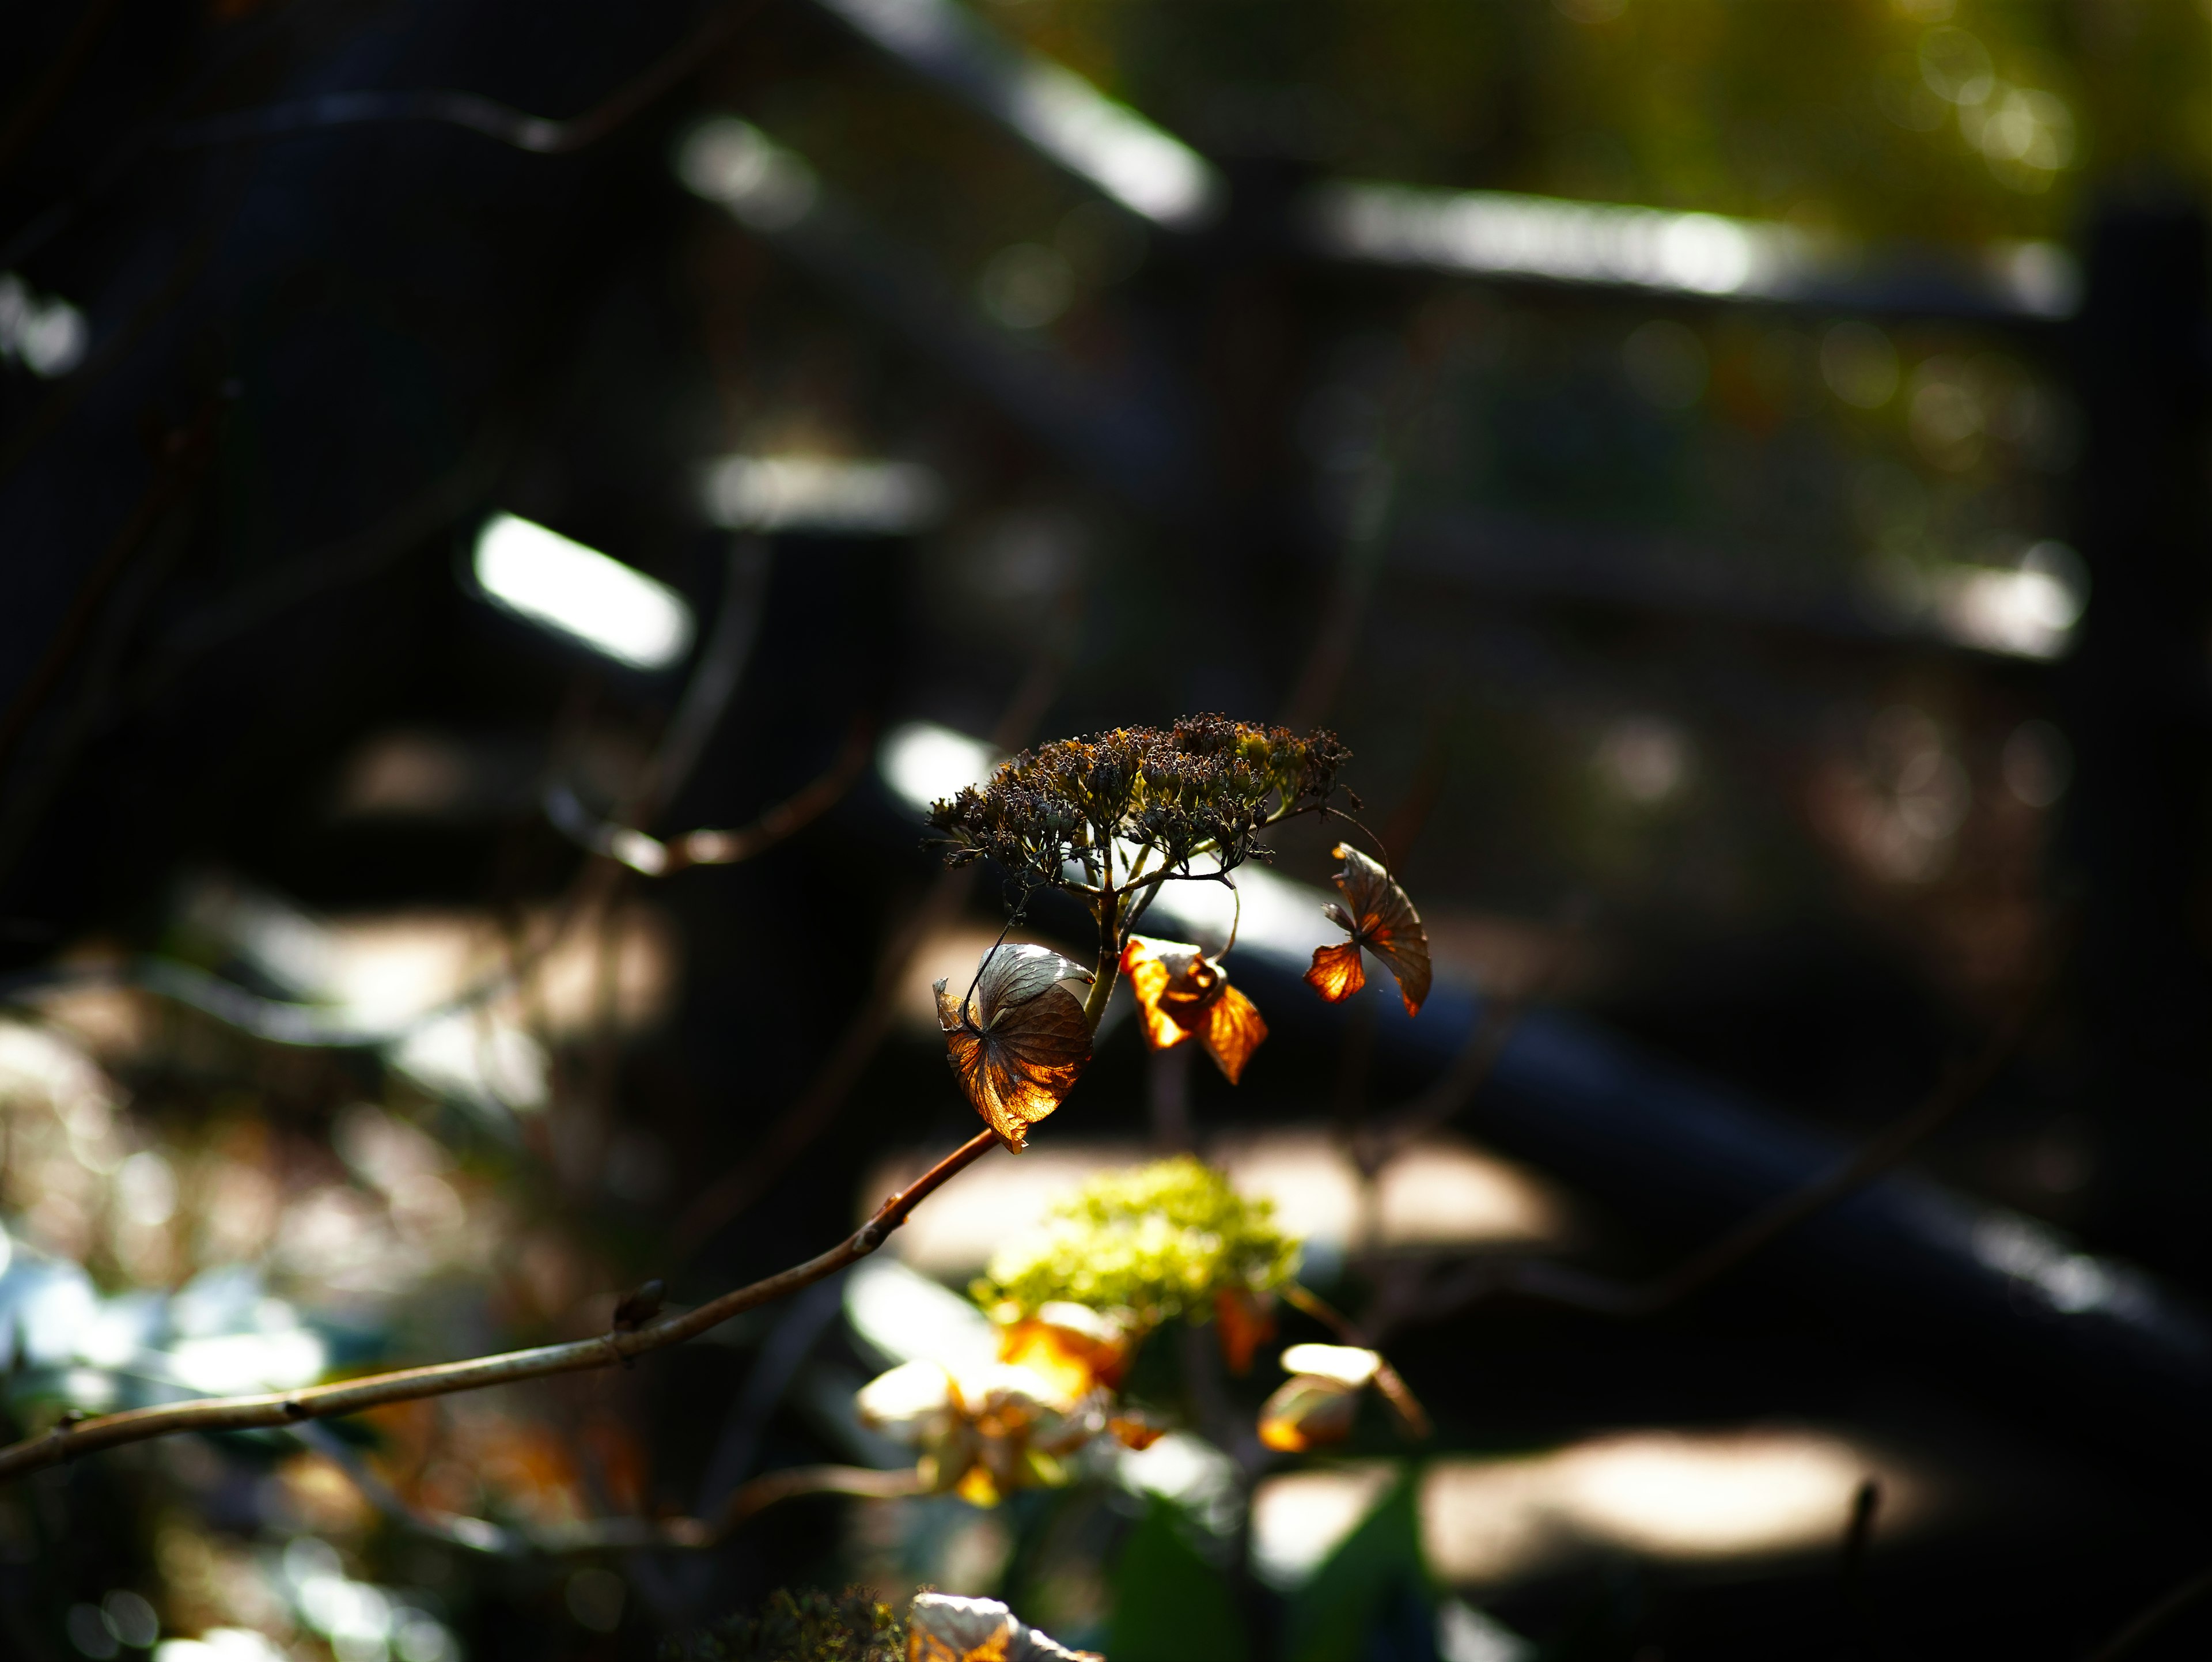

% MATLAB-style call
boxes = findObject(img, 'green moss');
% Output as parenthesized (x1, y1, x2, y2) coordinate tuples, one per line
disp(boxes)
(662, 1587, 904, 1662)
(973, 1156, 1300, 1327)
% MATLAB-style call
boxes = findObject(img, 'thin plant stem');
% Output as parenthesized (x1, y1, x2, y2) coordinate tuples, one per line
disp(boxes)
(1281, 1284, 1431, 1440)
(0, 1129, 1000, 1483)
(2085, 1561, 2212, 1661)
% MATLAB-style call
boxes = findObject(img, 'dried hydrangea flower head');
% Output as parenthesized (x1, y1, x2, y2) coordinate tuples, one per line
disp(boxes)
(934, 944, 1093, 1149)
(922, 714, 1418, 1148)
(927, 716, 1351, 903)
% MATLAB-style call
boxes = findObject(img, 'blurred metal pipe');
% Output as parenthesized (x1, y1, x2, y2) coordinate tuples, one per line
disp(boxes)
(678, 118, 1192, 509)
(1229, 948, 2212, 1473)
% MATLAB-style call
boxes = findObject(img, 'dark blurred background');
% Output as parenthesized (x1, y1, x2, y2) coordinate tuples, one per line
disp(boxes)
(3, 1, 2211, 1657)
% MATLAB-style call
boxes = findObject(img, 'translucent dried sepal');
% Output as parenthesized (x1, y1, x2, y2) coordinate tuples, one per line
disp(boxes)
(935, 944, 1094, 1149)
(1257, 1372, 1361, 1452)
(1121, 936, 1268, 1084)
(1304, 844, 1431, 1016)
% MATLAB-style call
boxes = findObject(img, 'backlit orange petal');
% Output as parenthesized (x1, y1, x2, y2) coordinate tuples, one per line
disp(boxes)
(1327, 844, 1431, 1016)
(1120, 938, 1189, 1053)
(1107, 1414, 1165, 1452)
(997, 1310, 1131, 1396)
(1304, 940, 1366, 1003)
(1198, 983, 1268, 1084)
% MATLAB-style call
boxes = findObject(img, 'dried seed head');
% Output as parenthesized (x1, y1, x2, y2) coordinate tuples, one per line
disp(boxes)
(926, 717, 1351, 892)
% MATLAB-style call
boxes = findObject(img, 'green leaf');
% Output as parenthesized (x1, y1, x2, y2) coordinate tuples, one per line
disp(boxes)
(1285, 1471, 1435, 1662)
(1108, 1496, 1249, 1662)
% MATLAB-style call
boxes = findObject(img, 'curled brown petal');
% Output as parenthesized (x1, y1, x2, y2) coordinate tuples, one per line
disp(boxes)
(1310, 844, 1431, 1016)
(935, 944, 1094, 1149)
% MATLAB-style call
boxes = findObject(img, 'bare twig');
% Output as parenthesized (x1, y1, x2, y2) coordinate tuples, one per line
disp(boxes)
(0, 0, 124, 180)
(0, 1128, 998, 1483)
(1349, 994, 1524, 1180)
(0, 405, 218, 783)
(666, 607, 1077, 1262)
(294, 1415, 922, 1556)
(2085, 1561, 2212, 1662)
(546, 717, 871, 877)
(118, 436, 505, 708)
(1281, 1284, 1430, 1440)
(166, 0, 775, 157)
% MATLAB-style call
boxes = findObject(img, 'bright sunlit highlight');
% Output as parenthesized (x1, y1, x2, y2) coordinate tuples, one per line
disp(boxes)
(879, 721, 1001, 813)
(1253, 1428, 1916, 1590)
(471, 512, 695, 671)
(815, 0, 1222, 229)
(702, 455, 948, 533)
(1306, 184, 1797, 297)
(1931, 552, 2085, 660)
(1304, 184, 2081, 319)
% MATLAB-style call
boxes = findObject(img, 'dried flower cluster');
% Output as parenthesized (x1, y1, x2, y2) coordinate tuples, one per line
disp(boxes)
(926, 715, 1351, 895)
(923, 715, 1429, 1154)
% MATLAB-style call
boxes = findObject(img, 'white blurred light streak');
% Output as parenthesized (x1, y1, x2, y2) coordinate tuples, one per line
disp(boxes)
(703, 455, 947, 533)
(154, 1632, 290, 1662)
(1252, 1429, 1911, 1590)
(1931, 556, 2084, 660)
(1306, 183, 2080, 316)
(676, 118, 820, 230)
(472, 513, 694, 671)
(1308, 184, 1793, 296)
(814, 0, 1222, 230)
(0, 272, 88, 376)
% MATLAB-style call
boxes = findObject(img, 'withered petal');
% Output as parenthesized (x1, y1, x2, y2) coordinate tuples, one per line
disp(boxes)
(1256, 1373, 1361, 1453)
(1324, 843, 1431, 1016)
(1304, 940, 1366, 1004)
(1198, 982, 1268, 1084)
(1119, 938, 1191, 1054)
(941, 966, 1092, 1149)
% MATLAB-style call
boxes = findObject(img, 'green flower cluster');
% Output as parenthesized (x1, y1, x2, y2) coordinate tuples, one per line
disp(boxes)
(662, 1588, 903, 1662)
(926, 715, 1351, 893)
(974, 1156, 1301, 1327)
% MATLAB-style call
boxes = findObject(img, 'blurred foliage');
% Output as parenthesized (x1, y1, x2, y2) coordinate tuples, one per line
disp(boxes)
(1283, 1476, 1433, 1662)
(983, 0, 2210, 238)
(662, 1588, 906, 1662)
(972, 1156, 1300, 1326)
(1105, 1497, 1247, 1662)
